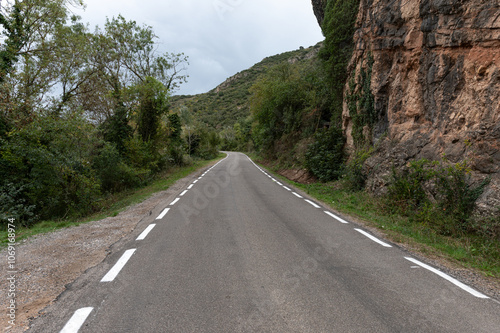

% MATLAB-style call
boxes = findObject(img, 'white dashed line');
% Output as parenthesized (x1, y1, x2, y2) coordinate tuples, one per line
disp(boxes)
(180, 190, 188, 196)
(355, 229, 392, 248)
(136, 224, 156, 241)
(405, 257, 489, 298)
(193, 180, 199, 184)
(101, 249, 136, 282)
(156, 208, 170, 220)
(283, 186, 292, 191)
(305, 199, 321, 208)
(277, 182, 283, 186)
(170, 198, 180, 206)
(324, 211, 349, 224)
(188, 184, 194, 190)
(60, 307, 94, 333)
(292, 192, 303, 199)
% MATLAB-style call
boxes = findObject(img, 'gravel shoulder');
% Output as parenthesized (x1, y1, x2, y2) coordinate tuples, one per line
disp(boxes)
(0, 164, 210, 332)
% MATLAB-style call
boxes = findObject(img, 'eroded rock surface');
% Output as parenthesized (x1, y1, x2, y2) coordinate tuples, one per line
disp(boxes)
(313, 0, 500, 215)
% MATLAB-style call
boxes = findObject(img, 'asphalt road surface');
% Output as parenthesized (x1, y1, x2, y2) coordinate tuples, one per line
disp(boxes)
(28, 152, 500, 332)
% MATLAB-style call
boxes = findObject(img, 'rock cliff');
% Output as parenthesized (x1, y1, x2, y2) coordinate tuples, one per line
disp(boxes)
(312, 0, 500, 215)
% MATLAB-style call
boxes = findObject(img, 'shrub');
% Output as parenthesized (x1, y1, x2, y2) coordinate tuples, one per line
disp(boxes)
(0, 183, 37, 226)
(305, 127, 345, 182)
(0, 114, 102, 222)
(386, 159, 436, 213)
(92, 143, 144, 193)
(435, 161, 490, 230)
(342, 149, 372, 191)
(385, 159, 490, 235)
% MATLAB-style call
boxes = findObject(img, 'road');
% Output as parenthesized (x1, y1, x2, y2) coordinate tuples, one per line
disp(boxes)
(28, 152, 500, 332)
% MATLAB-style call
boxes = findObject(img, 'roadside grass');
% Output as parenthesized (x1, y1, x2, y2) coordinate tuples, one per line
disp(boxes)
(253, 159, 500, 279)
(1, 154, 225, 248)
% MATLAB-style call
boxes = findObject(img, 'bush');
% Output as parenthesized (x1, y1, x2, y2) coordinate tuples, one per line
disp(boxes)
(0, 183, 37, 226)
(124, 136, 164, 173)
(0, 115, 102, 222)
(342, 149, 371, 191)
(385, 159, 490, 235)
(435, 161, 490, 229)
(304, 127, 345, 182)
(92, 143, 144, 193)
(386, 159, 436, 213)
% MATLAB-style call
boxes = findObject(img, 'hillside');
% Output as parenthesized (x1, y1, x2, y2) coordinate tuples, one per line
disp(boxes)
(169, 43, 322, 129)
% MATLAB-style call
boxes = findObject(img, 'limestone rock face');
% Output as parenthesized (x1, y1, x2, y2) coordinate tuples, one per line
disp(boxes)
(313, 0, 500, 214)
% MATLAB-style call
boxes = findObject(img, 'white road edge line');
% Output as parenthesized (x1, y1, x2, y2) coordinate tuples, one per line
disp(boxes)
(277, 182, 283, 186)
(324, 211, 349, 224)
(156, 208, 170, 220)
(136, 224, 156, 241)
(283, 186, 292, 191)
(292, 192, 303, 199)
(405, 257, 489, 299)
(354, 229, 392, 248)
(180, 190, 188, 196)
(101, 249, 136, 282)
(305, 199, 321, 208)
(59, 307, 94, 333)
(170, 198, 180, 206)
(188, 184, 194, 190)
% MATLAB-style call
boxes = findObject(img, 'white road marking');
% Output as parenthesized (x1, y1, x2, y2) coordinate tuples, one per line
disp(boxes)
(180, 190, 188, 196)
(277, 182, 283, 186)
(283, 186, 292, 191)
(156, 208, 170, 220)
(355, 229, 392, 248)
(305, 199, 321, 208)
(193, 180, 199, 184)
(59, 307, 94, 333)
(170, 198, 180, 206)
(324, 211, 349, 224)
(136, 224, 156, 241)
(101, 249, 136, 282)
(188, 184, 194, 190)
(292, 192, 303, 199)
(405, 257, 489, 299)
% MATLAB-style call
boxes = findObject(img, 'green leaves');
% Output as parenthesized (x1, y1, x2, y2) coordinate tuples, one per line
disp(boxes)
(0, 114, 101, 224)
(305, 127, 345, 182)
(250, 63, 311, 155)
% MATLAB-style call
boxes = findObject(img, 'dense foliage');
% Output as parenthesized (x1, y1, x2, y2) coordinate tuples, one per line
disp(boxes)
(386, 159, 491, 236)
(0, 0, 220, 226)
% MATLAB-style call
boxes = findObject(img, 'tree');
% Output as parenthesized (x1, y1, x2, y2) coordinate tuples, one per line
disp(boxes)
(250, 63, 309, 154)
(135, 77, 169, 143)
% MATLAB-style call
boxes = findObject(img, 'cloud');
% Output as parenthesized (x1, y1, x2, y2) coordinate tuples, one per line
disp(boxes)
(75, 0, 323, 95)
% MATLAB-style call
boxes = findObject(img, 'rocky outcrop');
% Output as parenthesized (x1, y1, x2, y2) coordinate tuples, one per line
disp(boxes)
(314, 0, 500, 215)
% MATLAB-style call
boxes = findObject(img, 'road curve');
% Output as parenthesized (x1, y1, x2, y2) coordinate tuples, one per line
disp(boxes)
(28, 152, 500, 333)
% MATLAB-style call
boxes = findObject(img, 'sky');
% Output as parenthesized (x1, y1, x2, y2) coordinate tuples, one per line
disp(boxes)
(73, 0, 324, 96)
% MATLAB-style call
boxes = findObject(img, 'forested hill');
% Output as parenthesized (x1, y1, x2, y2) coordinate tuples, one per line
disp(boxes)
(169, 43, 322, 129)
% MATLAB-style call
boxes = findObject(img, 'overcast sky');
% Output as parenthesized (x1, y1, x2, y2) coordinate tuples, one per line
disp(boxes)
(74, 0, 324, 96)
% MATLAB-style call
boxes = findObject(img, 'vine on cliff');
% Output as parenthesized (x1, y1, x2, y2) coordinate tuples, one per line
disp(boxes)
(346, 54, 376, 148)
(318, 0, 361, 122)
